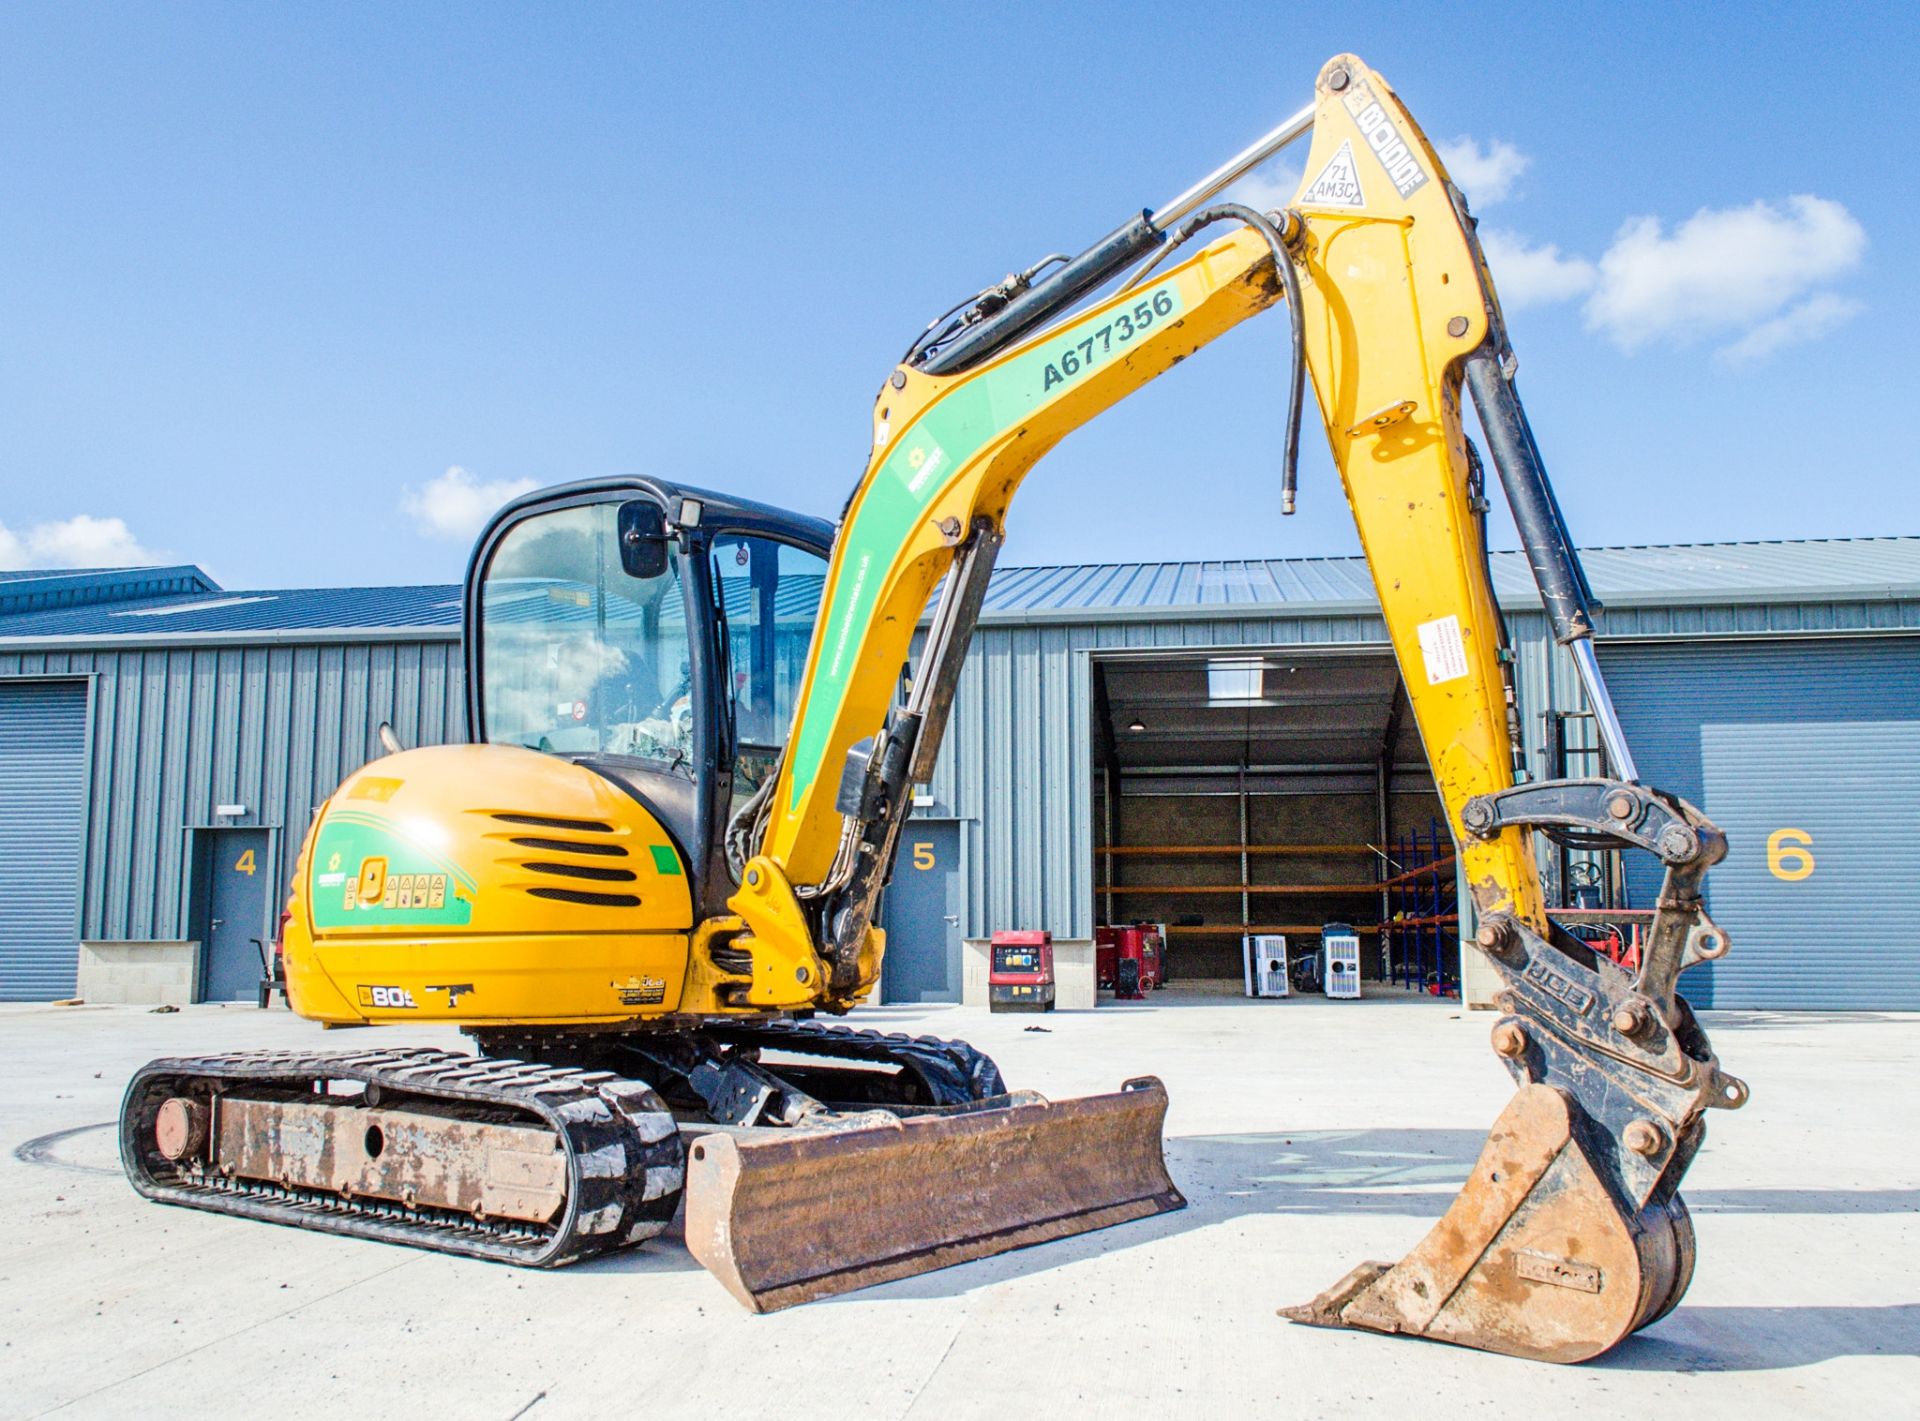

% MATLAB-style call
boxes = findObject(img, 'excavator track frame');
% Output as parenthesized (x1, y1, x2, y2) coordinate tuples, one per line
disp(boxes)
(120, 1047, 684, 1267)
(473, 1017, 1011, 1115)
(122, 1027, 1183, 1314)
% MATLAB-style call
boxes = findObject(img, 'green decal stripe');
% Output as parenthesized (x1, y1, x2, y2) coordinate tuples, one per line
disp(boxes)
(324, 809, 478, 890)
(649, 844, 682, 876)
(309, 810, 477, 929)
(785, 277, 1186, 812)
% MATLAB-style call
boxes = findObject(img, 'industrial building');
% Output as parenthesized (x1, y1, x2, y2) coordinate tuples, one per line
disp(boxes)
(2, 536, 1916, 1011)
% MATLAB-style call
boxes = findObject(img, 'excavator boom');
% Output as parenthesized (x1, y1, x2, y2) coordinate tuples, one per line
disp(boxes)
(724, 54, 1744, 1359)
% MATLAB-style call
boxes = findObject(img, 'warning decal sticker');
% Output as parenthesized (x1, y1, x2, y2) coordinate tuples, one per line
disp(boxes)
(1342, 79, 1429, 199)
(1416, 615, 1471, 685)
(1301, 141, 1366, 208)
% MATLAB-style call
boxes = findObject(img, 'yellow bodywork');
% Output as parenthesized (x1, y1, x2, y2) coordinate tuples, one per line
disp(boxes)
(283, 743, 718, 1024)
(733, 53, 1544, 992)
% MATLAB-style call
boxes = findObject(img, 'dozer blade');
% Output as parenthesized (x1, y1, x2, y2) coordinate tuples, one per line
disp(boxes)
(1283, 1084, 1695, 1364)
(683, 1076, 1183, 1312)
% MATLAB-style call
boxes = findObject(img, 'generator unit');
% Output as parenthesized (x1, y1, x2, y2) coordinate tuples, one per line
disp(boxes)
(1136, 921, 1167, 990)
(988, 930, 1055, 1012)
(1097, 924, 1164, 997)
(1138, 922, 1167, 989)
(1113, 926, 1151, 1001)
(1242, 934, 1289, 998)
(1323, 923, 1362, 1000)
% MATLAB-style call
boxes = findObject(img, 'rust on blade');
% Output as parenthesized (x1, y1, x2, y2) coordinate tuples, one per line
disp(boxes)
(683, 1077, 1184, 1312)
(1282, 1084, 1690, 1364)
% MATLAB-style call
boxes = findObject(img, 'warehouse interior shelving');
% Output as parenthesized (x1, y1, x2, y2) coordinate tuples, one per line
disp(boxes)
(1090, 647, 1461, 997)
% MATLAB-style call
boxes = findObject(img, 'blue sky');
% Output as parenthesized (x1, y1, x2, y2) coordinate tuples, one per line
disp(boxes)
(2, 2, 1914, 587)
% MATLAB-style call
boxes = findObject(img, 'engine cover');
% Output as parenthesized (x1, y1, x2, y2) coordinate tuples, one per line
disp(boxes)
(282, 744, 696, 1024)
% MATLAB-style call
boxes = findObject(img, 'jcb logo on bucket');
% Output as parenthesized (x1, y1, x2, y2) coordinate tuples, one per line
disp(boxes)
(356, 984, 417, 1009)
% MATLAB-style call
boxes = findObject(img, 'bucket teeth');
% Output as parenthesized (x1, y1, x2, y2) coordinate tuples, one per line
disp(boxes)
(1283, 1084, 1693, 1364)
(684, 1077, 1183, 1312)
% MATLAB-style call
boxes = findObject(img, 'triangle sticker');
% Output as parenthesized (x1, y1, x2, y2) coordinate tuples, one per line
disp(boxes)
(1302, 140, 1366, 208)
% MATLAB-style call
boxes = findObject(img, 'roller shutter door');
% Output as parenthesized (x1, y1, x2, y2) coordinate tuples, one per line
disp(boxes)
(1598, 637, 1920, 1010)
(0, 680, 89, 1000)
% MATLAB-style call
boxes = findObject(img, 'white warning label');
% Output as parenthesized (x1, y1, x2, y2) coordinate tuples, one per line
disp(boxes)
(1301, 141, 1366, 208)
(1416, 614, 1470, 685)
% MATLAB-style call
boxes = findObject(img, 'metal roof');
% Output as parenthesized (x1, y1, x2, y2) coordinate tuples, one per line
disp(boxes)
(0, 572, 826, 643)
(0, 582, 462, 641)
(0, 565, 221, 619)
(1, 537, 1914, 645)
(977, 537, 1920, 621)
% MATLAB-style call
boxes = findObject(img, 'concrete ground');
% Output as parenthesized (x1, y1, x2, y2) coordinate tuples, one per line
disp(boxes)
(2, 991, 1915, 1420)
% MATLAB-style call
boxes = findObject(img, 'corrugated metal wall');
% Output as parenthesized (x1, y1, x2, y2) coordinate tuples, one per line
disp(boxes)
(1509, 599, 1920, 790)
(5, 586, 1918, 1005)
(0, 638, 463, 947)
(920, 597, 1920, 957)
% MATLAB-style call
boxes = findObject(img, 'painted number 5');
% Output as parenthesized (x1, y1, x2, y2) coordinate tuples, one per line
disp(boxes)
(912, 842, 936, 871)
(233, 848, 257, 876)
(1766, 829, 1814, 881)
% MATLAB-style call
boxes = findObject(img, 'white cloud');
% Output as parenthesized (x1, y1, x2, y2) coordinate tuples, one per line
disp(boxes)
(1715, 292, 1865, 365)
(0, 513, 167, 570)
(401, 465, 538, 540)
(1481, 228, 1598, 309)
(1438, 137, 1529, 207)
(1224, 161, 1302, 218)
(1584, 195, 1866, 353)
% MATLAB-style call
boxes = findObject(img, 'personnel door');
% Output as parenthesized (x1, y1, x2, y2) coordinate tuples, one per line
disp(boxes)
(200, 829, 272, 1002)
(882, 820, 962, 1003)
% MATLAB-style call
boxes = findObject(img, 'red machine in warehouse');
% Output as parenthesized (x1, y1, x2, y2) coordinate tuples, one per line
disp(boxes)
(1096, 924, 1165, 1000)
(988, 930, 1055, 1012)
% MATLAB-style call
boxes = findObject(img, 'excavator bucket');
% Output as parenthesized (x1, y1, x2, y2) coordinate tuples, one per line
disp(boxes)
(683, 1077, 1183, 1312)
(1283, 1084, 1695, 1363)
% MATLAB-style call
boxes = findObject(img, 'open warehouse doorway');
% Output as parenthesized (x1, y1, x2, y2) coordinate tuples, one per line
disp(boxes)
(1091, 647, 1459, 1000)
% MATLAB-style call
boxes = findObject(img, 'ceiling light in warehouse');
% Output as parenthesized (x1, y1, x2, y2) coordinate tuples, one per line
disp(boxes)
(1207, 658, 1264, 702)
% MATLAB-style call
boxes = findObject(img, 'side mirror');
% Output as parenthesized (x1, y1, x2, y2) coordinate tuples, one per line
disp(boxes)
(618, 500, 670, 579)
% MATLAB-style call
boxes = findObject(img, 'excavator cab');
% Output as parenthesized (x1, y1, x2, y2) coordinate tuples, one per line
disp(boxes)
(464, 478, 835, 920)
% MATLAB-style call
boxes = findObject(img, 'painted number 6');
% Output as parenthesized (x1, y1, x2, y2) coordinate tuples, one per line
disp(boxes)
(1766, 828, 1814, 881)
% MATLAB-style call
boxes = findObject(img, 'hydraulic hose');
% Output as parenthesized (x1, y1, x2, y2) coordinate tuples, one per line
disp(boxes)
(1131, 202, 1307, 513)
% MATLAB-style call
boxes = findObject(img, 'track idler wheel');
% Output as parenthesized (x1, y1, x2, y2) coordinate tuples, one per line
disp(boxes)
(1282, 1084, 1693, 1363)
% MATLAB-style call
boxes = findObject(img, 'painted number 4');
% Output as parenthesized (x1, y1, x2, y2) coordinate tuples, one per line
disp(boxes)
(233, 848, 257, 876)
(912, 842, 936, 871)
(1767, 829, 1814, 881)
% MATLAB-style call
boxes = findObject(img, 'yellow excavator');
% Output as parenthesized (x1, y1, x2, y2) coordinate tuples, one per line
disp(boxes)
(121, 55, 1744, 1362)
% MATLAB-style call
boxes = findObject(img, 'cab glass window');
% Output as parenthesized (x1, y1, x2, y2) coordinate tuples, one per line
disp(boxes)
(709, 533, 828, 795)
(479, 501, 694, 767)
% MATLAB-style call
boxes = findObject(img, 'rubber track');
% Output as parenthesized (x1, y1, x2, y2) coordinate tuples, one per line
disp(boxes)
(702, 1019, 1008, 1105)
(120, 1047, 684, 1267)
